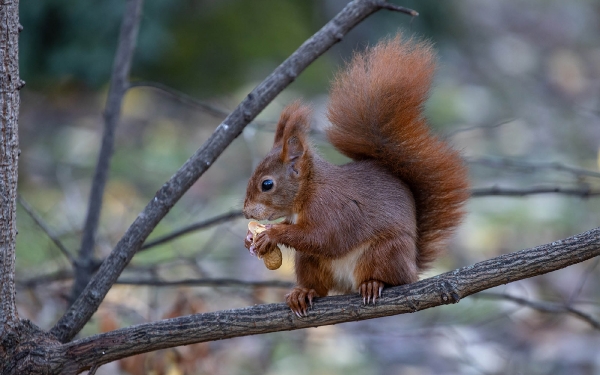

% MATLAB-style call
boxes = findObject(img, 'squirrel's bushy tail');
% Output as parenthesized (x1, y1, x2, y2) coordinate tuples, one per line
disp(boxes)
(327, 34, 469, 270)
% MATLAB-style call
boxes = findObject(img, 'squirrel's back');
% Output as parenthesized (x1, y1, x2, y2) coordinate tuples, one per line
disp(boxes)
(327, 34, 469, 270)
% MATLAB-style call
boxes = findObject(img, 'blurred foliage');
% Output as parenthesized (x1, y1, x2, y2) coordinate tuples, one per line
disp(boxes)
(20, 0, 330, 95)
(13, 0, 600, 374)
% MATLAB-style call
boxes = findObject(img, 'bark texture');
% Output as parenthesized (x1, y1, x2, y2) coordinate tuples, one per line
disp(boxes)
(0, 0, 21, 345)
(0, 3, 66, 375)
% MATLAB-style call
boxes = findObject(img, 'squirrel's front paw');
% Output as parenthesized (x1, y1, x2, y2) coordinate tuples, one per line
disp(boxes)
(286, 287, 317, 317)
(252, 229, 279, 258)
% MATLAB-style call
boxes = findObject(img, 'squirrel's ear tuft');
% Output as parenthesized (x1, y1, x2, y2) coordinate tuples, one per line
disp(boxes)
(273, 101, 312, 166)
(273, 101, 311, 149)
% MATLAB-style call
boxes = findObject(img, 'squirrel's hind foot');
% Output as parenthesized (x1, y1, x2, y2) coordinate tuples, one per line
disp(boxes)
(286, 287, 317, 318)
(359, 280, 384, 305)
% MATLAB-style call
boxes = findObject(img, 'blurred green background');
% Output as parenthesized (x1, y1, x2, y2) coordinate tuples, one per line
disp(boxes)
(15, 1, 600, 374)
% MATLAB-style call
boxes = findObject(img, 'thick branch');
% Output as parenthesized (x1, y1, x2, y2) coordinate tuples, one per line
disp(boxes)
(50, 0, 417, 343)
(0, 0, 21, 332)
(71, 0, 144, 304)
(52, 226, 600, 373)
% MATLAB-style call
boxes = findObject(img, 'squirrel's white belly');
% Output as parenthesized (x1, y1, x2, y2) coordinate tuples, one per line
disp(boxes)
(329, 242, 369, 294)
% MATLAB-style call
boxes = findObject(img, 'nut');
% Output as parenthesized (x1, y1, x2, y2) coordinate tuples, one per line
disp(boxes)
(248, 221, 282, 270)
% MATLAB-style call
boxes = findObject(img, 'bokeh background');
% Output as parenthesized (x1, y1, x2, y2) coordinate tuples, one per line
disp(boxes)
(15, 0, 600, 374)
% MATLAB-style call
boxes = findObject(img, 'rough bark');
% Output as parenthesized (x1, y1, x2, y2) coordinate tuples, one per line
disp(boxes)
(0, 0, 21, 347)
(0, 3, 66, 375)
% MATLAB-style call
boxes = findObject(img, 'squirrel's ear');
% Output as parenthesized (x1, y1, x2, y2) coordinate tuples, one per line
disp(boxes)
(279, 102, 312, 165)
(273, 101, 311, 148)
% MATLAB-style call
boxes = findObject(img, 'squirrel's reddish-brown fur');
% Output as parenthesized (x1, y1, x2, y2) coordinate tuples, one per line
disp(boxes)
(243, 35, 469, 317)
(327, 35, 469, 270)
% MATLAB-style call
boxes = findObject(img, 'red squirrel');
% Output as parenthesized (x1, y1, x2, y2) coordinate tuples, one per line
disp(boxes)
(243, 35, 469, 317)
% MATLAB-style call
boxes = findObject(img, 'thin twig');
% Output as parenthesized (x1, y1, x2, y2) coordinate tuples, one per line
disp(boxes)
(377, 2, 419, 16)
(476, 292, 600, 330)
(568, 257, 599, 304)
(116, 277, 294, 289)
(468, 157, 600, 179)
(17, 196, 76, 264)
(51, 0, 417, 343)
(446, 118, 516, 137)
(16, 270, 73, 289)
(16, 270, 293, 290)
(140, 210, 244, 251)
(128, 80, 274, 128)
(471, 186, 600, 198)
(70, 0, 144, 305)
(128, 80, 230, 118)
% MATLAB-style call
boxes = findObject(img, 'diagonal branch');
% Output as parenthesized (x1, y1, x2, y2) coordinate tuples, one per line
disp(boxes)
(139, 210, 244, 252)
(50, 0, 418, 343)
(17, 195, 75, 264)
(127, 81, 231, 118)
(71, 0, 144, 305)
(476, 292, 600, 330)
(50, 226, 600, 373)
(127, 81, 274, 128)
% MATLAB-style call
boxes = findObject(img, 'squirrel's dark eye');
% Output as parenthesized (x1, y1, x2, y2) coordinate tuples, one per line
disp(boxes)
(261, 179, 274, 192)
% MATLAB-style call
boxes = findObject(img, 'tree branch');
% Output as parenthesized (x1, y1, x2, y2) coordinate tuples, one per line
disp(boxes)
(50, 226, 600, 373)
(115, 277, 294, 289)
(17, 195, 75, 264)
(468, 156, 600, 180)
(139, 210, 244, 252)
(17, 272, 293, 290)
(0, 0, 21, 333)
(471, 186, 600, 197)
(70, 0, 144, 304)
(446, 118, 516, 137)
(127, 81, 273, 128)
(128, 80, 231, 118)
(16, 269, 73, 289)
(476, 292, 600, 330)
(50, 0, 418, 343)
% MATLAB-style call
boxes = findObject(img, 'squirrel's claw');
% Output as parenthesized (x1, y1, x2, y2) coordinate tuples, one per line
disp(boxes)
(286, 287, 317, 317)
(359, 280, 384, 305)
(244, 229, 256, 256)
(252, 230, 278, 258)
